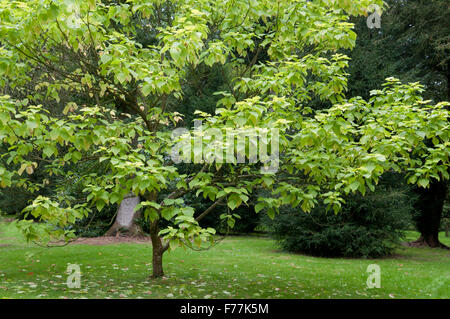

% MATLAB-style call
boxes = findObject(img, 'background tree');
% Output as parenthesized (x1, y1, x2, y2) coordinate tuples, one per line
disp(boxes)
(347, 0, 450, 247)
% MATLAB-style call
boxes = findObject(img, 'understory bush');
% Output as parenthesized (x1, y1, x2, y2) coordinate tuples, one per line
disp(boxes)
(262, 172, 415, 258)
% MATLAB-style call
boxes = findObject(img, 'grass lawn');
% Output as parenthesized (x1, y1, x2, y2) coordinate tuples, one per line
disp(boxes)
(0, 220, 449, 299)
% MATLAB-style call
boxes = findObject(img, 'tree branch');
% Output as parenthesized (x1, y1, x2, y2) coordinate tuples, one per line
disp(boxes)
(195, 196, 225, 222)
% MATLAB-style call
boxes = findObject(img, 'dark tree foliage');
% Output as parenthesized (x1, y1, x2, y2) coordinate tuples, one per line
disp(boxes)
(346, 0, 450, 247)
(0, 152, 54, 216)
(347, 0, 449, 101)
(177, 63, 228, 126)
(262, 172, 415, 258)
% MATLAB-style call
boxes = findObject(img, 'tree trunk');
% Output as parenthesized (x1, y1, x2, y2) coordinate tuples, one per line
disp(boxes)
(105, 193, 143, 237)
(149, 220, 166, 278)
(152, 245, 164, 278)
(410, 179, 448, 248)
(409, 234, 446, 248)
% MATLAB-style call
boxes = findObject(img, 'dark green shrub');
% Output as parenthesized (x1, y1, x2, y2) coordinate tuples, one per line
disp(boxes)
(262, 172, 415, 258)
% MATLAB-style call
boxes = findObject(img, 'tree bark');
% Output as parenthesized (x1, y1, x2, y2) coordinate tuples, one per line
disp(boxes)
(149, 220, 167, 278)
(152, 245, 164, 278)
(105, 193, 143, 237)
(410, 179, 448, 248)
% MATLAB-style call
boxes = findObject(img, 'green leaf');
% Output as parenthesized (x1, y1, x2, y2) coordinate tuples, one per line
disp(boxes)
(144, 208, 159, 222)
(116, 72, 128, 84)
(417, 178, 429, 188)
(96, 200, 106, 212)
(18, 163, 27, 176)
(227, 194, 242, 210)
(169, 238, 180, 251)
(255, 202, 265, 213)
(161, 207, 177, 220)
(42, 146, 55, 158)
(110, 193, 121, 204)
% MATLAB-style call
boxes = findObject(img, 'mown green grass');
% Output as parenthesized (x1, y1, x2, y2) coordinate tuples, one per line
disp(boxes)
(0, 220, 449, 299)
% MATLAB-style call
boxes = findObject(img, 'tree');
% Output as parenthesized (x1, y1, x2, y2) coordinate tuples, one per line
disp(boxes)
(105, 192, 143, 236)
(411, 179, 447, 247)
(348, 0, 450, 102)
(347, 0, 450, 247)
(0, 0, 448, 278)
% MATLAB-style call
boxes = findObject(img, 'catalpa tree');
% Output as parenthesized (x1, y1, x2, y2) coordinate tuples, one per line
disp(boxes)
(0, 0, 448, 278)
